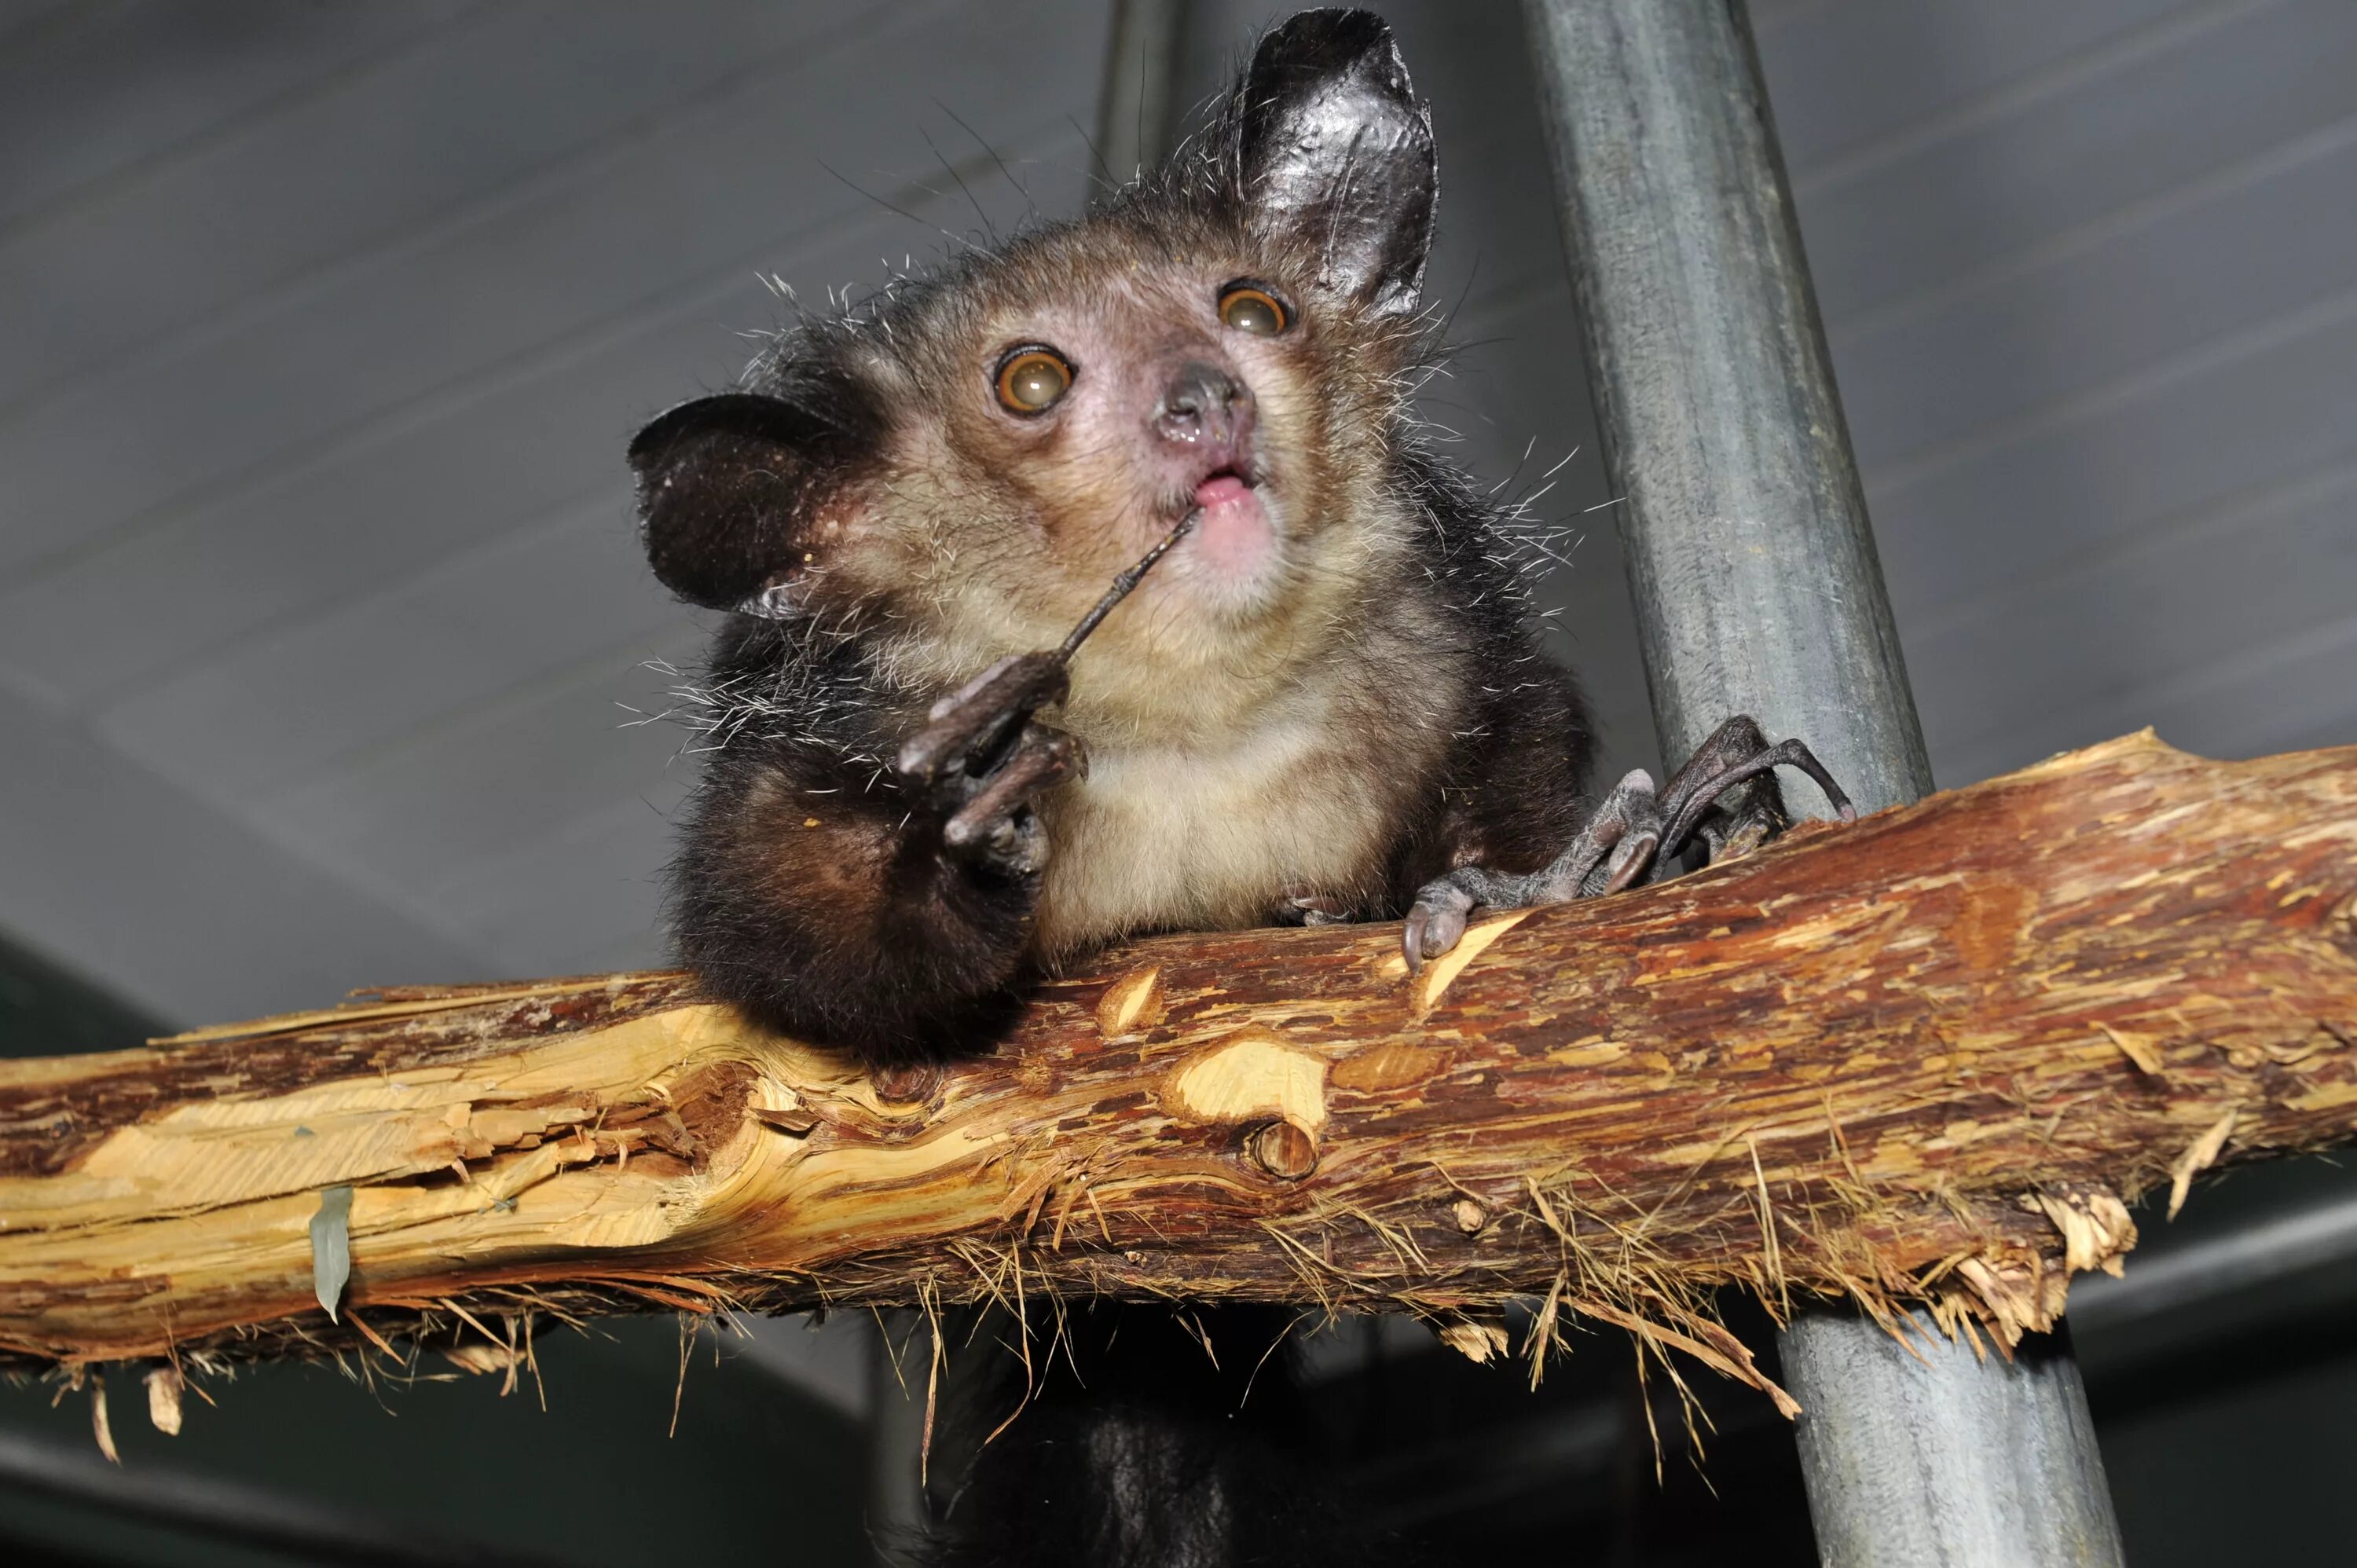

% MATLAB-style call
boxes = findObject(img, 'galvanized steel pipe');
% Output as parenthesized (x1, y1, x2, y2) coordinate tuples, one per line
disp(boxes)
(1518, 2, 2123, 1561)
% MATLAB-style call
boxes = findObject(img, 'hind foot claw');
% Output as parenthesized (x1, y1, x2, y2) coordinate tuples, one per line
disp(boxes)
(1403, 716, 1855, 971)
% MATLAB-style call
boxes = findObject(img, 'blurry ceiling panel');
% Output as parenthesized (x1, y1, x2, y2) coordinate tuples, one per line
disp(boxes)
(0, 0, 474, 232)
(0, 1, 873, 418)
(1748, 0, 2204, 168)
(1780, 0, 2357, 320)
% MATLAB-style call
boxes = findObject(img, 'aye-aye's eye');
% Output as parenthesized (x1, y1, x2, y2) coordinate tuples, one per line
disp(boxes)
(1218, 283, 1289, 336)
(995, 346, 1074, 414)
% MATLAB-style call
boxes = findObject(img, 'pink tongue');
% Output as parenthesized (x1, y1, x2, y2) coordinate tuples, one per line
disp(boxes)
(1193, 473, 1251, 508)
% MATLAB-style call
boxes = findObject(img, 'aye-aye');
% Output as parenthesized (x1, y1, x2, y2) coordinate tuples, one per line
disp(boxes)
(628, 8, 1850, 1065)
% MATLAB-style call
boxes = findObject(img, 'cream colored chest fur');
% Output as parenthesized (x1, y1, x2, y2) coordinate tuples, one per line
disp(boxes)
(1030, 701, 1420, 958)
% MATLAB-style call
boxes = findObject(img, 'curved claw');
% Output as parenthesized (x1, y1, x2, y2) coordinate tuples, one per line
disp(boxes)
(1402, 888, 1472, 976)
(1600, 827, 1660, 895)
(1655, 727, 1856, 863)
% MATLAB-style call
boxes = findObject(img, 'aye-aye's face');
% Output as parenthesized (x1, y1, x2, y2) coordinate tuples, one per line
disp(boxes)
(632, 9, 1440, 684)
(852, 220, 1420, 650)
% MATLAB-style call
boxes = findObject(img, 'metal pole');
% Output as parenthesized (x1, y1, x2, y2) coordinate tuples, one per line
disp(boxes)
(1518, 4, 2123, 1563)
(1095, 0, 1189, 181)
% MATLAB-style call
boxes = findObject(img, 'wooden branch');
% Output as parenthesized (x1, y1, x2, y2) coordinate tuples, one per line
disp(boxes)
(4, 734, 2354, 1410)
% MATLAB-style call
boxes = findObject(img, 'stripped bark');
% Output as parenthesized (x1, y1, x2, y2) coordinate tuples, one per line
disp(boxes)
(2, 734, 2353, 1413)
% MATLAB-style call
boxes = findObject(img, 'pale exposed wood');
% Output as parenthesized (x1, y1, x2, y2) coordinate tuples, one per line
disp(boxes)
(2, 734, 2353, 1410)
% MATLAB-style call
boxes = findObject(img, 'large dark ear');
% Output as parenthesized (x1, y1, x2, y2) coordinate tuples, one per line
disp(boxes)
(1235, 9, 1437, 317)
(628, 392, 860, 613)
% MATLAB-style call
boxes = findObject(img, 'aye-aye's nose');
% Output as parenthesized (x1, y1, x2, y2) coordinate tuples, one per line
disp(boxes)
(1150, 361, 1255, 452)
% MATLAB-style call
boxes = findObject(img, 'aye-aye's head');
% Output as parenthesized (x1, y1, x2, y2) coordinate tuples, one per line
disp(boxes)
(630, 10, 1442, 693)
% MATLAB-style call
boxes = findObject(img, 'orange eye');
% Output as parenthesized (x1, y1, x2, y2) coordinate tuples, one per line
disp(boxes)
(1218, 284, 1288, 335)
(995, 347, 1073, 413)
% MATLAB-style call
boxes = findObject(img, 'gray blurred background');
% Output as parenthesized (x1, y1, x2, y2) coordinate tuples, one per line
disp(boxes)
(2, 2, 2354, 1564)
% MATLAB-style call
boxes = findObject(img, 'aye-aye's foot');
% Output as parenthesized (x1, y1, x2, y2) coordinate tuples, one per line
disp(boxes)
(1402, 715, 1856, 972)
(896, 652, 1084, 879)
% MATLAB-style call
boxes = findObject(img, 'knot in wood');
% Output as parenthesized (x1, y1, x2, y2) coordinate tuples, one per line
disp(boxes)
(1247, 1119, 1318, 1181)
(871, 1063, 942, 1105)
